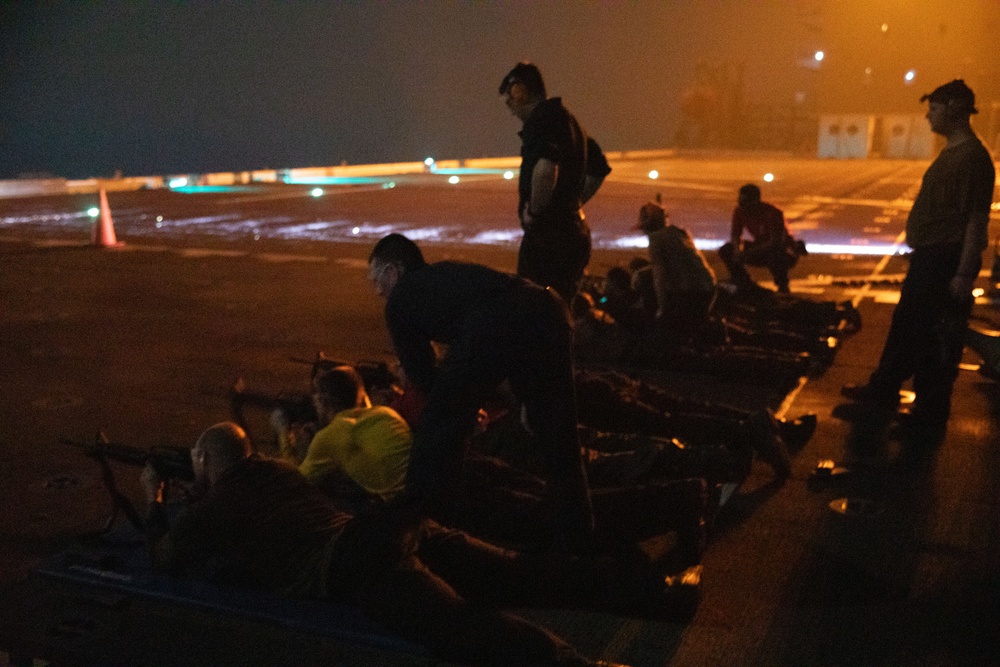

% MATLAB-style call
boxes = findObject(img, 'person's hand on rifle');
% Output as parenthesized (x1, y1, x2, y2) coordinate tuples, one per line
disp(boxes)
(141, 463, 164, 505)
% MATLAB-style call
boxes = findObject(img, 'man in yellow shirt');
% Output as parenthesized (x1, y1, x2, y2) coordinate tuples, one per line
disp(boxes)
(294, 364, 707, 569)
(298, 365, 412, 511)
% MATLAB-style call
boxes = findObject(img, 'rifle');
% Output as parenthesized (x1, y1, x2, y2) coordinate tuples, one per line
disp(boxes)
(230, 355, 401, 439)
(62, 436, 194, 481)
(62, 432, 194, 532)
(288, 355, 400, 394)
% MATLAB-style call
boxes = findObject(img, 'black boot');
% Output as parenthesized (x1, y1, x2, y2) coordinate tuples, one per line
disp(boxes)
(777, 413, 818, 449)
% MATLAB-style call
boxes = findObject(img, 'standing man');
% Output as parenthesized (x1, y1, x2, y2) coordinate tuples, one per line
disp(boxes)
(842, 79, 996, 442)
(718, 183, 805, 293)
(499, 61, 611, 301)
(368, 233, 594, 553)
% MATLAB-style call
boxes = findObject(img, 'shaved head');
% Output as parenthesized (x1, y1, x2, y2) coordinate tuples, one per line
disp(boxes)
(197, 422, 251, 460)
(192, 422, 251, 486)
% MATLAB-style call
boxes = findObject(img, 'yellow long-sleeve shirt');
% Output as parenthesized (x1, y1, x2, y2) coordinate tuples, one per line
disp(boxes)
(299, 405, 412, 502)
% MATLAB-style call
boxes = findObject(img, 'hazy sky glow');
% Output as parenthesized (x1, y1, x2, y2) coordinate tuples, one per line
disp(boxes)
(2, 1, 997, 179)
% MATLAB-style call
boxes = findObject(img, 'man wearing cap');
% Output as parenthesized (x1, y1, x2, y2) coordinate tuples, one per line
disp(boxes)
(842, 79, 996, 442)
(635, 200, 717, 338)
(718, 183, 805, 294)
(499, 62, 611, 301)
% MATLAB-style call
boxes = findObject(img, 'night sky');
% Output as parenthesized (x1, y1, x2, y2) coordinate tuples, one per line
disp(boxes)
(2, 1, 998, 180)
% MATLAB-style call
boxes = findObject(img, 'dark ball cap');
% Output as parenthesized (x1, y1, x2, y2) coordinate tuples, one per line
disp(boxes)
(920, 79, 977, 114)
(499, 62, 546, 97)
(636, 201, 667, 231)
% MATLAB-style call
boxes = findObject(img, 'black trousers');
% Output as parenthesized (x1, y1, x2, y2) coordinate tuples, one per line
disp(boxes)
(656, 289, 716, 342)
(867, 244, 973, 422)
(517, 210, 591, 301)
(574, 369, 757, 443)
(327, 510, 642, 666)
(450, 453, 706, 552)
(719, 240, 798, 292)
(405, 280, 594, 547)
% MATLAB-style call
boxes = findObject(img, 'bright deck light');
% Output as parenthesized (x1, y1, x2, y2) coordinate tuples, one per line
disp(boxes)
(905, 70, 916, 82)
(763, 172, 775, 182)
(168, 177, 188, 188)
(424, 157, 435, 166)
(648, 170, 659, 179)
(503, 171, 514, 180)
(87, 207, 99, 217)
(814, 51, 824, 62)
(311, 188, 324, 197)
(448, 175, 460, 184)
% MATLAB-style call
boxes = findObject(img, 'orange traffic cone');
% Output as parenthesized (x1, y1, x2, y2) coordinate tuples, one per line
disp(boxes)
(92, 188, 122, 247)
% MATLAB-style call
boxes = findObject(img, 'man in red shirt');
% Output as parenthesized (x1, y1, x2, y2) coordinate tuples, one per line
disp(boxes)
(718, 184, 805, 293)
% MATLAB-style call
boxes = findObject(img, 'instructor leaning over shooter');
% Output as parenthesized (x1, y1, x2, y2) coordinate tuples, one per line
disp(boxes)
(841, 79, 996, 443)
(367, 233, 595, 554)
(499, 61, 611, 301)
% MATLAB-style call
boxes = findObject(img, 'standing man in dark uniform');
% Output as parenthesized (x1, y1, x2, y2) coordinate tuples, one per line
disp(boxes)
(368, 233, 594, 554)
(842, 80, 996, 442)
(499, 62, 611, 301)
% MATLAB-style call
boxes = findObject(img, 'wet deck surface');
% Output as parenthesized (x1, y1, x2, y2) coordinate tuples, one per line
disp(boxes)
(1, 162, 998, 665)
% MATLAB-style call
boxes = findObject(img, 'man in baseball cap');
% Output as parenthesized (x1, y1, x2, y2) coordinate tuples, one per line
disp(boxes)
(842, 79, 995, 443)
(634, 200, 716, 336)
(920, 79, 978, 114)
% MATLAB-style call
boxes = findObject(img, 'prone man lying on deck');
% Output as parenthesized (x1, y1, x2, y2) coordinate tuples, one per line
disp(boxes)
(273, 363, 708, 563)
(141, 422, 698, 667)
